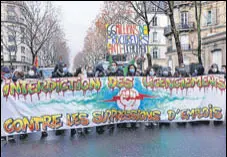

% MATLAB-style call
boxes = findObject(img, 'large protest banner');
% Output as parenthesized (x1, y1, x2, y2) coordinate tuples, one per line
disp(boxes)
(1, 75, 226, 136)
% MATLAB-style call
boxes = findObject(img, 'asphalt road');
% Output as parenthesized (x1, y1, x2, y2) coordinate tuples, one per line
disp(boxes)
(1, 122, 226, 157)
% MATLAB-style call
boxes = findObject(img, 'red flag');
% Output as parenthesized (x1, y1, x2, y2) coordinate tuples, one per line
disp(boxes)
(34, 56, 38, 68)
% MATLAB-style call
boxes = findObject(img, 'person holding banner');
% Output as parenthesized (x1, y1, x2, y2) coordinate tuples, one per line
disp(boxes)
(125, 64, 138, 128)
(144, 67, 158, 128)
(191, 64, 204, 77)
(221, 65, 226, 79)
(87, 65, 95, 78)
(145, 67, 156, 77)
(108, 61, 124, 77)
(52, 59, 65, 78)
(208, 63, 220, 75)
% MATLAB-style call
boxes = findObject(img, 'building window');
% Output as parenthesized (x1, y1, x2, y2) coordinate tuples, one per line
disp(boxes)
(181, 12, 188, 25)
(168, 57, 173, 70)
(7, 15, 16, 21)
(183, 56, 189, 65)
(7, 5, 15, 12)
(207, 10, 212, 25)
(180, 34, 189, 50)
(152, 5, 157, 12)
(152, 17, 158, 26)
(169, 37, 172, 46)
(7, 25, 15, 32)
(212, 50, 222, 70)
(153, 32, 158, 42)
(20, 17, 24, 23)
(8, 45, 16, 52)
(20, 27, 25, 34)
(153, 48, 158, 59)
(11, 55, 16, 61)
(21, 46, 25, 54)
(8, 35, 15, 42)
(21, 36, 25, 44)
(21, 56, 25, 62)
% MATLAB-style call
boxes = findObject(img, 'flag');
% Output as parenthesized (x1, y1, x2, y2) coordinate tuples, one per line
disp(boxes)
(108, 55, 113, 64)
(34, 56, 38, 68)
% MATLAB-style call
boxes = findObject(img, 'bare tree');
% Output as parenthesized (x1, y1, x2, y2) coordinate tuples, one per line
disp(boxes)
(41, 26, 70, 67)
(151, 1, 184, 66)
(21, 1, 59, 64)
(1, 23, 23, 70)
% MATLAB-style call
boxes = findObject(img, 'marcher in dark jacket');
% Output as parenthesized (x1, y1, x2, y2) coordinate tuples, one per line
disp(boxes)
(208, 63, 220, 74)
(161, 67, 172, 77)
(52, 61, 64, 78)
(178, 64, 189, 77)
(127, 64, 137, 76)
(146, 67, 156, 76)
(87, 65, 95, 78)
(192, 64, 204, 76)
(95, 64, 106, 77)
(221, 65, 226, 79)
(108, 61, 123, 77)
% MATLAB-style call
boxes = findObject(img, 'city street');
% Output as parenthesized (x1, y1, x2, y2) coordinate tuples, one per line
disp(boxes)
(1, 122, 226, 157)
(1, 1, 226, 157)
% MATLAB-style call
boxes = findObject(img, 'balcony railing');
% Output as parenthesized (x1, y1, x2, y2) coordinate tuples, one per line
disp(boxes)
(167, 46, 173, 52)
(164, 26, 172, 35)
(167, 44, 192, 53)
(164, 22, 195, 36)
(181, 44, 191, 51)
(177, 23, 195, 30)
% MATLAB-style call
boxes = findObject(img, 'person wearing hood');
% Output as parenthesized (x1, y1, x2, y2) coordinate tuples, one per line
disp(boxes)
(146, 67, 156, 77)
(108, 61, 123, 77)
(125, 64, 138, 128)
(208, 63, 220, 74)
(192, 64, 204, 76)
(127, 64, 137, 76)
(221, 65, 226, 79)
(95, 64, 106, 77)
(63, 64, 73, 77)
(94, 64, 106, 133)
(1, 66, 12, 84)
(87, 65, 94, 78)
(135, 68, 142, 76)
(178, 63, 189, 77)
(52, 60, 64, 78)
(161, 67, 172, 77)
(12, 69, 25, 82)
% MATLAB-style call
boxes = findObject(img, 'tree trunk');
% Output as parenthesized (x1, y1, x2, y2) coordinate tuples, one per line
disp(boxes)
(168, 1, 183, 66)
(147, 52, 152, 67)
(10, 52, 13, 70)
(195, 1, 203, 65)
(32, 54, 36, 65)
(197, 24, 202, 64)
(146, 23, 152, 67)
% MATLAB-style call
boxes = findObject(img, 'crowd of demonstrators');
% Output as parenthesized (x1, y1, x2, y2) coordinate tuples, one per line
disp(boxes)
(1, 58, 226, 141)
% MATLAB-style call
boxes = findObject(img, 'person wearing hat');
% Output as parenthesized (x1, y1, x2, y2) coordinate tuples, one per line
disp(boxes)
(1, 66, 12, 83)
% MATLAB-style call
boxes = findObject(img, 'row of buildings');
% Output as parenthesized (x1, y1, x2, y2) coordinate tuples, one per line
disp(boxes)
(1, 1, 55, 72)
(134, 1, 226, 73)
(1, 1, 226, 73)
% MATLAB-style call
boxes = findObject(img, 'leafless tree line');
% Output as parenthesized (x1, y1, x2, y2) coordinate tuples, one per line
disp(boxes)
(1, 1, 69, 69)
(73, 1, 214, 70)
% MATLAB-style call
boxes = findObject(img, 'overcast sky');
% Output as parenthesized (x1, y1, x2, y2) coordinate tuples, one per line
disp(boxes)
(52, 1, 103, 70)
